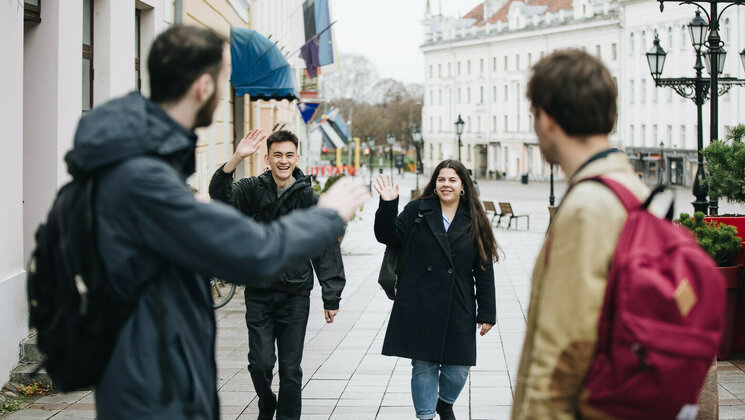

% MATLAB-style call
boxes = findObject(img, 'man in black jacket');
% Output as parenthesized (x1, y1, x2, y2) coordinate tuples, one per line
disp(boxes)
(67, 26, 369, 419)
(209, 129, 345, 420)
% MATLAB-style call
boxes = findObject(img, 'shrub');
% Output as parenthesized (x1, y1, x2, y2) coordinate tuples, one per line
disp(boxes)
(677, 211, 743, 267)
(702, 124, 745, 204)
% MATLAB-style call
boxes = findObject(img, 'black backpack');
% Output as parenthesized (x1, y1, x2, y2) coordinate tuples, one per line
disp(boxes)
(27, 172, 136, 392)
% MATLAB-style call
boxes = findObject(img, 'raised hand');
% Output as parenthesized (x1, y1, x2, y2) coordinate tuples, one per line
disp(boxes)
(373, 174, 399, 201)
(317, 178, 371, 223)
(234, 129, 265, 159)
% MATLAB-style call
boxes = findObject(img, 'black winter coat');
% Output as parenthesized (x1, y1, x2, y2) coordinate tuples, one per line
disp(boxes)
(374, 197, 496, 366)
(66, 92, 345, 419)
(208, 166, 345, 309)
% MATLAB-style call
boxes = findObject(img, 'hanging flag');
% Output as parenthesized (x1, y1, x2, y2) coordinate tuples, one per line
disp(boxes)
(297, 102, 320, 124)
(314, 0, 334, 66)
(303, 0, 335, 67)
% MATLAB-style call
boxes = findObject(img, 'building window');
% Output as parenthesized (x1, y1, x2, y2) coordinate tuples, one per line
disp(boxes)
(82, 0, 94, 112)
(429, 117, 433, 132)
(680, 26, 687, 50)
(528, 53, 532, 66)
(596, 44, 601, 57)
(515, 54, 520, 70)
(504, 56, 508, 70)
(438, 89, 442, 105)
(467, 144, 472, 160)
(503, 85, 508, 102)
(493, 57, 496, 71)
(438, 144, 443, 160)
(429, 65, 433, 78)
(24, 0, 41, 23)
(504, 115, 508, 132)
(458, 88, 461, 104)
(641, 31, 647, 52)
(612, 43, 617, 60)
(681, 125, 686, 148)
(439, 117, 442, 132)
(641, 124, 647, 146)
(438, 63, 442, 77)
(467, 116, 471, 132)
(630, 80, 635, 103)
(653, 124, 658, 144)
(448, 62, 451, 76)
(429, 143, 434, 160)
(492, 85, 496, 102)
(479, 86, 484, 103)
(467, 87, 471, 104)
(467, 60, 471, 74)
(493, 115, 497, 132)
(430, 90, 434, 105)
(641, 79, 646, 103)
(477, 116, 481, 133)
(480, 58, 484, 73)
(667, 125, 672, 146)
(135, 9, 142, 92)
(630, 32, 635, 55)
(630, 124, 635, 146)
(458, 61, 461, 75)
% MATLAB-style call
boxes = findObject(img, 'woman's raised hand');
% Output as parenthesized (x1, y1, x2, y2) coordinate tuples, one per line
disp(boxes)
(373, 174, 399, 201)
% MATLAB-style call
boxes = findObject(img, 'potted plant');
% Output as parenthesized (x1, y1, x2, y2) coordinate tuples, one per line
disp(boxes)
(677, 211, 743, 359)
(702, 124, 745, 351)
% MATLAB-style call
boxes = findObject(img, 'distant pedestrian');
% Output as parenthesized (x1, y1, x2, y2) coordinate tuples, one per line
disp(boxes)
(67, 25, 369, 419)
(209, 129, 346, 420)
(511, 50, 649, 419)
(373, 161, 498, 420)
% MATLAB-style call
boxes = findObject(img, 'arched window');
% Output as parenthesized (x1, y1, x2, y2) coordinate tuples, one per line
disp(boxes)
(681, 25, 687, 50)
(725, 18, 731, 43)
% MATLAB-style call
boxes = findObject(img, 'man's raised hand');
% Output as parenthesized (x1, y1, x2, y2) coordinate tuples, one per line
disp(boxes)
(235, 129, 265, 159)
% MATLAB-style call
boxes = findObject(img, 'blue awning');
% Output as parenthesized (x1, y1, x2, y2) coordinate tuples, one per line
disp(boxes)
(230, 27, 299, 101)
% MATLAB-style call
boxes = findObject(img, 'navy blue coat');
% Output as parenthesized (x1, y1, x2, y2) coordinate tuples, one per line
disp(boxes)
(66, 92, 345, 419)
(374, 197, 496, 366)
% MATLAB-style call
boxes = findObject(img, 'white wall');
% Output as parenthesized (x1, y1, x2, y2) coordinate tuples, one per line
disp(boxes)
(1, 1, 28, 384)
(94, 0, 136, 103)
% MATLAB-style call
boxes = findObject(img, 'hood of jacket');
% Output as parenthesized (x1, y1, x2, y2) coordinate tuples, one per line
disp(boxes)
(65, 92, 198, 177)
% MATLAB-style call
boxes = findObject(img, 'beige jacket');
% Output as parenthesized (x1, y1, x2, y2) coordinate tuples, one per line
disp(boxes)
(511, 152, 649, 420)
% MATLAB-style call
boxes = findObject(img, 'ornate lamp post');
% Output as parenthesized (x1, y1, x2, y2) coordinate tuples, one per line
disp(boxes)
(454, 115, 465, 162)
(657, 0, 745, 215)
(646, 11, 745, 214)
(387, 132, 395, 181)
(412, 125, 423, 192)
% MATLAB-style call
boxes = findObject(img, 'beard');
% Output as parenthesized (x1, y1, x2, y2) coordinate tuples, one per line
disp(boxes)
(193, 89, 219, 129)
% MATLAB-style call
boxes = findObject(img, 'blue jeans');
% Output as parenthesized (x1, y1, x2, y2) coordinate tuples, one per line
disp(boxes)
(411, 359, 470, 419)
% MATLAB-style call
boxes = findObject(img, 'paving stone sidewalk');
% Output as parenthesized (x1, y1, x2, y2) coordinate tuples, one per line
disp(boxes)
(6, 175, 745, 419)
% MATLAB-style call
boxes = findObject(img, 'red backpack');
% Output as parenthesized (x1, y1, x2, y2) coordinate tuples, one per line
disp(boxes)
(579, 177, 725, 420)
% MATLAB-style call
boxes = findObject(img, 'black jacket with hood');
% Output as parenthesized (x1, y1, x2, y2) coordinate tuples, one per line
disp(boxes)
(65, 92, 345, 419)
(209, 166, 345, 309)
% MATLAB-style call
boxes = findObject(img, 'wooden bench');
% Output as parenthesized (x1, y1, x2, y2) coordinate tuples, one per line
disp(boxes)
(498, 202, 530, 230)
(482, 200, 500, 226)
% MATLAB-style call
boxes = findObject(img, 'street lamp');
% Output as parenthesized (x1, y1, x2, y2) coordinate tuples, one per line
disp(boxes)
(412, 125, 423, 192)
(387, 132, 395, 180)
(454, 115, 465, 162)
(367, 136, 375, 192)
(646, 11, 745, 214)
(658, 0, 745, 215)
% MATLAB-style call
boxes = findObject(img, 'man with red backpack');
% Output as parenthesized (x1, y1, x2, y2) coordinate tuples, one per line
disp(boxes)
(512, 50, 724, 420)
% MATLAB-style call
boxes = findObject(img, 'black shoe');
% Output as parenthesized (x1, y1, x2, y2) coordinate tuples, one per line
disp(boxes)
(436, 398, 456, 420)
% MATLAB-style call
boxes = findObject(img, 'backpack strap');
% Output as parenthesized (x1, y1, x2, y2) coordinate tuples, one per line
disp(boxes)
(579, 177, 641, 213)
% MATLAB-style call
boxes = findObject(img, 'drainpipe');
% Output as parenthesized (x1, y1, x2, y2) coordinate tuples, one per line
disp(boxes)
(174, 0, 182, 24)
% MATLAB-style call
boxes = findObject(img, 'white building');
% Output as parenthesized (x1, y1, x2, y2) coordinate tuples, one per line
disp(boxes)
(422, 0, 745, 184)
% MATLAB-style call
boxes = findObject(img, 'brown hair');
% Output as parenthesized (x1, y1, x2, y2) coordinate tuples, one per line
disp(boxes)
(527, 49, 617, 136)
(419, 160, 499, 267)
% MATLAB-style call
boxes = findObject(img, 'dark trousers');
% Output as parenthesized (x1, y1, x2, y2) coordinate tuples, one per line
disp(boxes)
(245, 289, 310, 420)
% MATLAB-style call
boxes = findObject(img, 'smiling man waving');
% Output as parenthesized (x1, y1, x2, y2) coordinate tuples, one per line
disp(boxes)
(209, 129, 346, 420)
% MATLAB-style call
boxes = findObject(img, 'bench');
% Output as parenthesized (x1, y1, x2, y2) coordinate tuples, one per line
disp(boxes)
(483, 200, 500, 226)
(498, 202, 530, 230)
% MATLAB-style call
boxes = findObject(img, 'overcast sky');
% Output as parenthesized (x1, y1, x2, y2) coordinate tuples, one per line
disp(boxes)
(330, 0, 478, 85)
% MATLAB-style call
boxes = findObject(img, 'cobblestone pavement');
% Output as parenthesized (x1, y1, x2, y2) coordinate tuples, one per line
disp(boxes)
(6, 173, 745, 419)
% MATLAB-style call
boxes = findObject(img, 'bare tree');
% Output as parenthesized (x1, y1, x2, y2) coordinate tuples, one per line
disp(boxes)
(320, 53, 379, 102)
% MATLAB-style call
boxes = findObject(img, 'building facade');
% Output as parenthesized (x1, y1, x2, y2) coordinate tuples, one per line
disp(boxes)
(0, 0, 256, 384)
(421, 0, 745, 184)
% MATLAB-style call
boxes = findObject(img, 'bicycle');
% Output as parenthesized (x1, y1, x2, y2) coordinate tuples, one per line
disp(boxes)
(210, 278, 236, 309)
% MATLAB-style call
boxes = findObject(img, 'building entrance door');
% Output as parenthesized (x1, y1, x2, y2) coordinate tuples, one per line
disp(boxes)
(669, 157, 684, 186)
